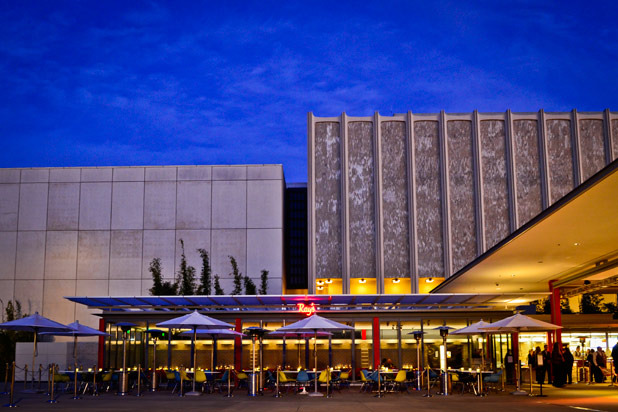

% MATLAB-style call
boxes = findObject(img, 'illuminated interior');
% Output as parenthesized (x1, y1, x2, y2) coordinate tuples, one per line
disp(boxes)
(350, 278, 377, 294)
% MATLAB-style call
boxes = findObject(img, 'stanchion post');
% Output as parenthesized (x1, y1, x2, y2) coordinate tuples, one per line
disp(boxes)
(609, 359, 614, 387)
(529, 365, 533, 395)
(47, 363, 58, 404)
(72, 362, 80, 400)
(225, 365, 233, 397)
(46, 364, 51, 396)
(179, 367, 184, 397)
(136, 364, 142, 397)
(93, 364, 99, 396)
(1, 363, 8, 395)
(23, 364, 27, 390)
(3, 361, 17, 408)
(326, 366, 332, 398)
(273, 366, 281, 398)
(38, 364, 42, 391)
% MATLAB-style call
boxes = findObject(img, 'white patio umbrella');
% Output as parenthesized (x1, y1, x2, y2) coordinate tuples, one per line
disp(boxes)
(451, 320, 492, 396)
(157, 310, 233, 396)
(274, 314, 354, 396)
(480, 313, 561, 395)
(0, 312, 72, 392)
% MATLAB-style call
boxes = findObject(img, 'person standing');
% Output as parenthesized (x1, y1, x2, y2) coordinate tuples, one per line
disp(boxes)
(563, 344, 574, 384)
(542, 345, 552, 384)
(504, 349, 515, 384)
(533, 346, 546, 384)
(551, 342, 565, 387)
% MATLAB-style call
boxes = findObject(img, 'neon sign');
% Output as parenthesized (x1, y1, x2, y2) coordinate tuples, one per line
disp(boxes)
(297, 302, 316, 316)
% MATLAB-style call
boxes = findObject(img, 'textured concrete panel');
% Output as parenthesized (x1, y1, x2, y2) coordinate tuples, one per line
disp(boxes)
(414, 121, 444, 277)
(381, 121, 410, 277)
(314, 122, 342, 278)
(447, 121, 476, 272)
(109, 279, 140, 296)
(0, 280, 14, 307)
(177, 181, 211, 229)
(43, 279, 76, 325)
(111, 182, 145, 229)
(247, 180, 283, 229)
(18, 183, 48, 230)
(347, 122, 376, 278)
(212, 166, 247, 181)
(145, 167, 177, 181)
(0, 232, 16, 279)
(479, 121, 509, 249)
(79, 183, 112, 230)
(513, 120, 542, 227)
(178, 166, 211, 181)
(144, 181, 177, 229)
(75, 280, 108, 323)
(546, 119, 574, 204)
(175, 230, 211, 279)
(0, 169, 20, 183)
(247, 229, 283, 289)
(21, 169, 49, 183)
(49, 168, 80, 182)
(142, 230, 176, 280)
(212, 181, 246, 229)
(81, 168, 112, 182)
(15, 231, 46, 279)
(44, 231, 78, 279)
(15, 279, 43, 314)
(247, 165, 283, 180)
(613, 120, 618, 161)
(211, 229, 246, 285)
(113, 167, 144, 181)
(109, 230, 142, 279)
(77, 231, 110, 280)
(0, 184, 19, 230)
(579, 119, 606, 181)
(47, 183, 80, 230)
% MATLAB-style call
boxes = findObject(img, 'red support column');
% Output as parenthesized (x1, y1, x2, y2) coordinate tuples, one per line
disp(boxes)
(512, 332, 519, 385)
(234, 318, 242, 371)
(549, 280, 562, 344)
(98, 318, 105, 368)
(372, 317, 380, 369)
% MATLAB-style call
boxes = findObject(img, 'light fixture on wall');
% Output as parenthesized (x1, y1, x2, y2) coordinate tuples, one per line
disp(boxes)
(392, 278, 400, 284)
(359, 278, 366, 284)
(317, 286, 324, 291)
(325, 278, 333, 284)
(316, 280, 324, 286)
(425, 277, 434, 283)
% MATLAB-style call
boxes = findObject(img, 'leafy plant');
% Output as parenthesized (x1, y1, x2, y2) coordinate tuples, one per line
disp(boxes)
(243, 276, 257, 295)
(259, 270, 269, 295)
(196, 248, 212, 295)
(214, 275, 224, 295)
(149, 258, 177, 295)
(177, 239, 196, 295)
(561, 297, 573, 314)
(0, 300, 32, 379)
(580, 293, 604, 314)
(230, 256, 242, 295)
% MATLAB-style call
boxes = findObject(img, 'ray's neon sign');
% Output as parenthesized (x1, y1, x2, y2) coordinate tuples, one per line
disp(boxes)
(297, 302, 317, 316)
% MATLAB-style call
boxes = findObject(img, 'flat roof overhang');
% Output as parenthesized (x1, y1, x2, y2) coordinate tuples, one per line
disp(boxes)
(433, 158, 618, 295)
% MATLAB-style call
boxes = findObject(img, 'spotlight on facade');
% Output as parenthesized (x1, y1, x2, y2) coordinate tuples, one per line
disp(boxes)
(316, 280, 324, 286)
(359, 278, 366, 284)
(317, 286, 324, 291)
(425, 277, 434, 283)
(325, 278, 333, 284)
(392, 278, 400, 284)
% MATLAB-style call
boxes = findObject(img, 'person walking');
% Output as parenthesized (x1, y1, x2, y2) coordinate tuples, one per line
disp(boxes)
(563, 344, 574, 384)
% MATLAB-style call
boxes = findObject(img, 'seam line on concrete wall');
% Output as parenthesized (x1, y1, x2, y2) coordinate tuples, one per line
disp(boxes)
(341, 113, 350, 293)
(439, 111, 452, 277)
(505, 110, 518, 230)
(603, 108, 612, 165)
(538, 109, 550, 208)
(74, 171, 82, 320)
(406, 111, 417, 293)
(42, 169, 49, 316)
(472, 110, 485, 254)
(571, 109, 582, 187)
(374, 112, 384, 292)
(307, 112, 315, 293)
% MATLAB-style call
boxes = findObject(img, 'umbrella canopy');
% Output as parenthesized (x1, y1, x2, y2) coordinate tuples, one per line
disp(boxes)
(275, 314, 354, 332)
(0, 311, 71, 333)
(180, 328, 244, 338)
(40, 320, 109, 337)
(268, 330, 332, 338)
(156, 310, 232, 330)
(479, 313, 562, 332)
(451, 320, 492, 335)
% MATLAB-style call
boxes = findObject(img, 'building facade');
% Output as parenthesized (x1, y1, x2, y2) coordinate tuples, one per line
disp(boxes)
(0, 164, 285, 328)
(308, 110, 618, 294)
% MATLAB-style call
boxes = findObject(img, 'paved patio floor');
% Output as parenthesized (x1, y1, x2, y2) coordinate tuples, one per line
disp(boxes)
(3, 383, 618, 411)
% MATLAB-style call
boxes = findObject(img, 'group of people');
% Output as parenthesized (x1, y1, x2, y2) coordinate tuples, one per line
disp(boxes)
(528, 342, 574, 387)
(527, 342, 618, 386)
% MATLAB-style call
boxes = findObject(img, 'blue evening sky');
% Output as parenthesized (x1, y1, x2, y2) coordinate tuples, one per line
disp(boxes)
(1, 1, 616, 182)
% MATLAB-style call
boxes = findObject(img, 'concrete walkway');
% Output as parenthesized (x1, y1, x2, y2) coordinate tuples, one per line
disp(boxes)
(3, 383, 618, 412)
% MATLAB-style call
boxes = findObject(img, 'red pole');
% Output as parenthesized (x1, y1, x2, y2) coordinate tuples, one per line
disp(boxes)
(98, 319, 105, 367)
(372, 317, 380, 369)
(234, 318, 242, 371)
(549, 280, 562, 344)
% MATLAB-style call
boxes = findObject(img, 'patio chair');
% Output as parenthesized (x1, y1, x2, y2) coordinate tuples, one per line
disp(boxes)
(332, 370, 351, 391)
(296, 370, 310, 392)
(235, 370, 248, 389)
(359, 369, 372, 392)
(483, 370, 502, 393)
(213, 369, 230, 393)
(277, 370, 296, 393)
(317, 370, 333, 392)
(390, 369, 409, 392)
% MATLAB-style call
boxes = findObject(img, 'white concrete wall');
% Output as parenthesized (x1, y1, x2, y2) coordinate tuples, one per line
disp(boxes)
(0, 165, 285, 328)
(16, 341, 98, 372)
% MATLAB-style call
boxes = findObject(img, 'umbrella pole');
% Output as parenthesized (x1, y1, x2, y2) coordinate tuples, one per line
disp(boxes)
(512, 331, 526, 395)
(31, 331, 37, 390)
(186, 327, 200, 396)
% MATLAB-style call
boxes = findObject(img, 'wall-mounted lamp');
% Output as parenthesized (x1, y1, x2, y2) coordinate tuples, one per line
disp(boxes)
(317, 286, 324, 291)
(425, 277, 434, 283)
(325, 278, 333, 284)
(392, 278, 400, 284)
(316, 280, 324, 286)
(359, 278, 366, 284)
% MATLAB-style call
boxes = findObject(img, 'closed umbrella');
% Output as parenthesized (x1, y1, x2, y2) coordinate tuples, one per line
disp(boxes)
(480, 313, 561, 395)
(274, 314, 353, 396)
(41, 321, 109, 399)
(157, 310, 232, 396)
(0, 312, 72, 392)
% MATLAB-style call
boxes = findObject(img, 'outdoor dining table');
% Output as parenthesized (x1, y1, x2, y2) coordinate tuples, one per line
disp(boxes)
(447, 369, 494, 396)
